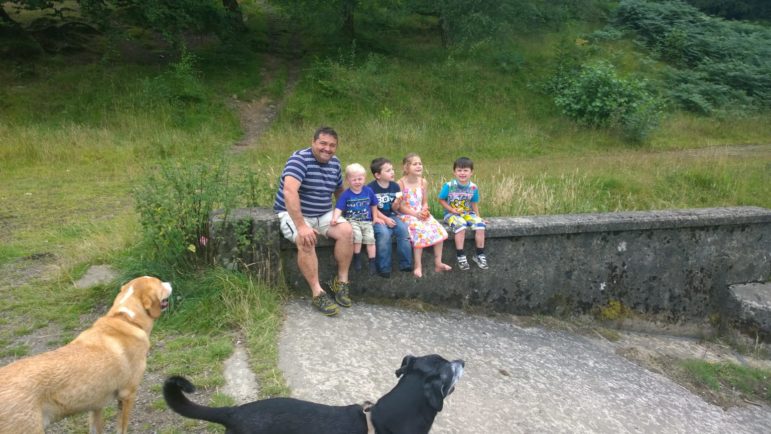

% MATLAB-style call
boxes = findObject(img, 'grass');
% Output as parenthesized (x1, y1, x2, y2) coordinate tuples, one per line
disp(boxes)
(681, 360, 771, 405)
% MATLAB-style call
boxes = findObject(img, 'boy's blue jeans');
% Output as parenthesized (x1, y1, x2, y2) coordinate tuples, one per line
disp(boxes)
(374, 219, 412, 273)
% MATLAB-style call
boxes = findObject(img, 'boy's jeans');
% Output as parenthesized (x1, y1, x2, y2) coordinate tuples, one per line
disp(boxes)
(374, 219, 412, 273)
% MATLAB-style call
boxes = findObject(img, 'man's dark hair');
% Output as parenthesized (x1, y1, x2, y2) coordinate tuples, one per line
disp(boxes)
(314, 126, 338, 141)
(453, 157, 474, 170)
(370, 157, 392, 175)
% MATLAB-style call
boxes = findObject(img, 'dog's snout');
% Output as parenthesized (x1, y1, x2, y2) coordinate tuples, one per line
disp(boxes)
(451, 360, 465, 379)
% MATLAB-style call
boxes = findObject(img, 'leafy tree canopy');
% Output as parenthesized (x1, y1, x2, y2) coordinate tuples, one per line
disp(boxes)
(0, 0, 243, 55)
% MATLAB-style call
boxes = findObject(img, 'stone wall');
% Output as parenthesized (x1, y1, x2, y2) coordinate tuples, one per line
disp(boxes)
(211, 207, 771, 323)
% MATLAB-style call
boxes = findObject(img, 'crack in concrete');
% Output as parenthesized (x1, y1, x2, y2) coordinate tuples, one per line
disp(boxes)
(222, 341, 260, 404)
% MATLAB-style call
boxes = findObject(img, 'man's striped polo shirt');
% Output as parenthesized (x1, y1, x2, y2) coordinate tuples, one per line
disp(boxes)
(273, 147, 343, 217)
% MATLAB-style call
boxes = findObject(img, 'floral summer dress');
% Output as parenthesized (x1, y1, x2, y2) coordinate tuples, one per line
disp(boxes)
(398, 181, 448, 248)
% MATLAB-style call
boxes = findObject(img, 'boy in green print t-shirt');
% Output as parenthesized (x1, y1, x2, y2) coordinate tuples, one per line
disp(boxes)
(437, 157, 488, 271)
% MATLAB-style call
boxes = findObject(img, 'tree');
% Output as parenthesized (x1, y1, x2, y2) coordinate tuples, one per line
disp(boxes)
(0, 1, 245, 51)
(269, 0, 402, 43)
(684, 0, 771, 20)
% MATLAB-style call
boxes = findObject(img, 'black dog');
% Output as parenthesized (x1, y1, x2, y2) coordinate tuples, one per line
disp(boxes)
(163, 354, 464, 434)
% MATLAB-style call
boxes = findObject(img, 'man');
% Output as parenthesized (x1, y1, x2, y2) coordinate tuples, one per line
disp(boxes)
(274, 126, 354, 316)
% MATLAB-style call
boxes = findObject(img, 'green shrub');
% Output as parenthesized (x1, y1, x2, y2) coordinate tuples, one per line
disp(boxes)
(663, 67, 753, 114)
(553, 61, 659, 134)
(612, 0, 771, 112)
(132, 160, 237, 268)
(141, 49, 208, 106)
(595, 299, 630, 321)
(684, 0, 771, 20)
(620, 96, 663, 143)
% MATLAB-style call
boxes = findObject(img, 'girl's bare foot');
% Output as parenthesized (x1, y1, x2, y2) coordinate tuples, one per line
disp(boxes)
(434, 263, 452, 272)
(413, 268, 423, 278)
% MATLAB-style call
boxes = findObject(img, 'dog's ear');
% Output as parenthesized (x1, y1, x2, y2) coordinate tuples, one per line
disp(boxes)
(423, 375, 445, 412)
(142, 291, 162, 318)
(396, 355, 416, 377)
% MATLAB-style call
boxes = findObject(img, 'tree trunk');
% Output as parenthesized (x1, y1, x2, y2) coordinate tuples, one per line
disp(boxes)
(342, 0, 355, 41)
(222, 0, 246, 31)
(439, 14, 451, 48)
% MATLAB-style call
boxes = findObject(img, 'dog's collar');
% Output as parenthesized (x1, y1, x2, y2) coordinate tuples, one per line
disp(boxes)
(360, 401, 375, 434)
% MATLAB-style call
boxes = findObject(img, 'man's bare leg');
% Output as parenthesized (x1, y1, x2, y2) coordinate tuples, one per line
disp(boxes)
(327, 222, 353, 282)
(297, 243, 324, 297)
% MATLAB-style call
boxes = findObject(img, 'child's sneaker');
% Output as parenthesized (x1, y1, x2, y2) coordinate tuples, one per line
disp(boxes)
(457, 255, 470, 271)
(472, 254, 488, 270)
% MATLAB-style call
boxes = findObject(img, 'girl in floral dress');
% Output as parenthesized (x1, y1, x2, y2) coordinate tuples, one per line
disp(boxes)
(397, 153, 451, 278)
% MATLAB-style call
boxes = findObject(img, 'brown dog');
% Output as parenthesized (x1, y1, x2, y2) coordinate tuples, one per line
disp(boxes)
(0, 276, 172, 434)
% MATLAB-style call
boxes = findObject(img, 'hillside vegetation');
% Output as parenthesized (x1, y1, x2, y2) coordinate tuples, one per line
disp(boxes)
(1, 0, 769, 268)
(1, 1, 770, 426)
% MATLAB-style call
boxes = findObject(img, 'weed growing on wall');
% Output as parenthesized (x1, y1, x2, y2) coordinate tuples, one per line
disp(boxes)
(133, 159, 237, 268)
(132, 159, 276, 270)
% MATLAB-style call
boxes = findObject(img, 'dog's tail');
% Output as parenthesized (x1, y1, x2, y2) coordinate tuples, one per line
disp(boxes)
(163, 376, 234, 427)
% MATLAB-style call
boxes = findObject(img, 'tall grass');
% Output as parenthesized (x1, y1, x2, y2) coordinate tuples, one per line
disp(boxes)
(253, 43, 769, 218)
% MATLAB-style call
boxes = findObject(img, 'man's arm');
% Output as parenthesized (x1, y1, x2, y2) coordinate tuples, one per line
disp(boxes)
(283, 176, 317, 246)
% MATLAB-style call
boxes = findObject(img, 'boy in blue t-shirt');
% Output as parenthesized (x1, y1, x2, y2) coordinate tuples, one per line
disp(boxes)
(367, 157, 413, 278)
(332, 163, 379, 273)
(437, 157, 488, 271)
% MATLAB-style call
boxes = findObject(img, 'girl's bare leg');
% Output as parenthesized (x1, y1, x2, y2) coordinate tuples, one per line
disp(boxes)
(413, 247, 423, 278)
(433, 242, 452, 272)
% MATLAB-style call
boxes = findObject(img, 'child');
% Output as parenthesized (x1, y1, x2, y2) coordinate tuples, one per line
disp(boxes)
(368, 157, 413, 278)
(331, 163, 379, 274)
(397, 153, 451, 278)
(437, 157, 488, 270)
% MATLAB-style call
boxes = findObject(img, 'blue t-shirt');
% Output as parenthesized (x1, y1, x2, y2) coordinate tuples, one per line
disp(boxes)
(367, 180, 402, 217)
(437, 179, 479, 217)
(273, 148, 343, 217)
(334, 186, 378, 221)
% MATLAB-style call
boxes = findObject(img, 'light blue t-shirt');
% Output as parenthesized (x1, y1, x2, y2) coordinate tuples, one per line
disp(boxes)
(438, 179, 479, 216)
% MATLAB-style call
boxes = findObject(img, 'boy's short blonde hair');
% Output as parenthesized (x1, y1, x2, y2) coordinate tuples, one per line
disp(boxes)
(345, 163, 367, 178)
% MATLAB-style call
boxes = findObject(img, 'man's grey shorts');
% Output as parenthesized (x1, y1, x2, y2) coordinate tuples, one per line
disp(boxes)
(350, 220, 375, 245)
(277, 211, 346, 244)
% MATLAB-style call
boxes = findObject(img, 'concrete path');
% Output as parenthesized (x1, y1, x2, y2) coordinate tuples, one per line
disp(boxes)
(278, 299, 771, 434)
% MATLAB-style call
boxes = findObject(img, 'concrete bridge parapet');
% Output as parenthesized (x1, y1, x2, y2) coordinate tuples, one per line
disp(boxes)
(211, 206, 771, 331)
